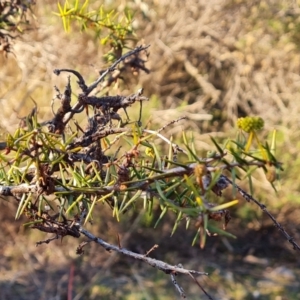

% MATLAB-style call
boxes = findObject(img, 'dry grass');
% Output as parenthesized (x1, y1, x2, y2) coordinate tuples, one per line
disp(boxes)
(1, 0, 300, 299)
(134, 0, 300, 126)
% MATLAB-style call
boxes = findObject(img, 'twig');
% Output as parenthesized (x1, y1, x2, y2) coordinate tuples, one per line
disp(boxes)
(73, 211, 145, 300)
(76, 241, 89, 255)
(78, 226, 213, 298)
(0, 184, 39, 196)
(35, 234, 59, 246)
(0, 161, 262, 198)
(144, 244, 159, 256)
(143, 129, 187, 155)
(53, 69, 88, 92)
(157, 116, 188, 134)
(85, 45, 150, 95)
(79, 226, 207, 277)
(188, 272, 214, 300)
(52, 45, 150, 128)
(84, 89, 148, 111)
(171, 273, 186, 299)
(66, 127, 128, 149)
(222, 175, 300, 251)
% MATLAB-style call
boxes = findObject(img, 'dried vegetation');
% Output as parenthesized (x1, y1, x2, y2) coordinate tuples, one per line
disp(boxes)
(1, 0, 300, 299)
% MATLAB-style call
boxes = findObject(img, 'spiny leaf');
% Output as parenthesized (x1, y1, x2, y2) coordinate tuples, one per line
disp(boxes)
(119, 189, 142, 213)
(23, 219, 43, 227)
(264, 142, 281, 167)
(166, 136, 173, 169)
(171, 211, 183, 236)
(186, 217, 191, 230)
(184, 143, 200, 162)
(112, 196, 120, 221)
(38, 195, 44, 216)
(247, 170, 254, 195)
(85, 196, 97, 225)
(253, 131, 268, 161)
(205, 170, 222, 193)
(147, 196, 153, 216)
(65, 194, 84, 215)
(192, 227, 201, 246)
(210, 136, 224, 155)
(79, 0, 89, 13)
(151, 143, 162, 170)
(208, 200, 238, 212)
(154, 206, 168, 228)
(206, 224, 237, 239)
(15, 193, 32, 219)
(270, 130, 277, 156)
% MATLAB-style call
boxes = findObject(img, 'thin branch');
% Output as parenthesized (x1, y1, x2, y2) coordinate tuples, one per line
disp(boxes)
(0, 161, 271, 198)
(51, 45, 150, 128)
(79, 226, 207, 276)
(0, 184, 39, 196)
(66, 127, 128, 149)
(171, 273, 186, 299)
(143, 129, 187, 155)
(222, 175, 300, 251)
(53, 69, 88, 92)
(0, 183, 115, 197)
(157, 116, 188, 134)
(84, 89, 148, 111)
(188, 272, 214, 300)
(145, 244, 159, 257)
(35, 235, 60, 246)
(85, 45, 150, 95)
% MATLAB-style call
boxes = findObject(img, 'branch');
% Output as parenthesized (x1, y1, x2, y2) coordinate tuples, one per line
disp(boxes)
(66, 127, 128, 149)
(85, 45, 150, 95)
(171, 273, 186, 299)
(53, 69, 88, 92)
(78, 226, 210, 299)
(54, 46, 150, 95)
(79, 227, 206, 276)
(0, 183, 115, 197)
(84, 89, 149, 111)
(0, 184, 39, 196)
(52, 45, 150, 127)
(222, 175, 300, 251)
(0, 161, 267, 198)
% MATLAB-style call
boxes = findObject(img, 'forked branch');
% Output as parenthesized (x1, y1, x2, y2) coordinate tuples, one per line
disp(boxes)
(78, 226, 212, 299)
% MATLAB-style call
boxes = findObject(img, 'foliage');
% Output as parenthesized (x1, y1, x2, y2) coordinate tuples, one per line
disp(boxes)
(0, 0, 35, 55)
(1, 1, 300, 298)
(55, 0, 135, 61)
(0, 44, 285, 250)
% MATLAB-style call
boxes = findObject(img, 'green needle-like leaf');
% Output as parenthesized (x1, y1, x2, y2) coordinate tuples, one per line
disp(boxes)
(15, 193, 32, 219)
(154, 206, 168, 228)
(207, 224, 237, 239)
(210, 136, 224, 155)
(208, 200, 239, 212)
(171, 210, 183, 236)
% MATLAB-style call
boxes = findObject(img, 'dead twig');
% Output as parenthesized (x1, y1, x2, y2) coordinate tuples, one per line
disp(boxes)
(171, 272, 186, 299)
(35, 235, 60, 246)
(79, 226, 207, 277)
(222, 175, 300, 251)
(144, 244, 159, 257)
